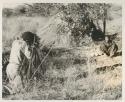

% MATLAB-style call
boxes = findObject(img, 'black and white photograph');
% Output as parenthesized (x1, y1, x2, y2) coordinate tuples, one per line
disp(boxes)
(2, 2, 122, 100)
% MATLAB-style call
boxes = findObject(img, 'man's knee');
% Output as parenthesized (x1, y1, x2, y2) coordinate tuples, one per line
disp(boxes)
(14, 75, 23, 91)
(100, 45, 109, 55)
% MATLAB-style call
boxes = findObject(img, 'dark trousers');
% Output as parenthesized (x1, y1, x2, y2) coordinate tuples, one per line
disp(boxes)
(100, 42, 118, 57)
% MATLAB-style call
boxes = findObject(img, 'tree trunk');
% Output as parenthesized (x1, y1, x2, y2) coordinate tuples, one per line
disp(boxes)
(103, 4, 107, 35)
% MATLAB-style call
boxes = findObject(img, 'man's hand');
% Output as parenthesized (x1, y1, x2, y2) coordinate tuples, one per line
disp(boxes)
(24, 45, 32, 59)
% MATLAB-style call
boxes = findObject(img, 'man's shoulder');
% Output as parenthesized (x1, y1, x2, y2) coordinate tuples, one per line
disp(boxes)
(12, 40, 27, 47)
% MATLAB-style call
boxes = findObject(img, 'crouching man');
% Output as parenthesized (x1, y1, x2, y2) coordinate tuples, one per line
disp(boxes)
(5, 31, 40, 94)
(100, 35, 118, 57)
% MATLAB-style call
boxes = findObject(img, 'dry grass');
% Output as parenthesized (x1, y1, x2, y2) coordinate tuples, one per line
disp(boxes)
(3, 47, 122, 100)
(2, 8, 122, 99)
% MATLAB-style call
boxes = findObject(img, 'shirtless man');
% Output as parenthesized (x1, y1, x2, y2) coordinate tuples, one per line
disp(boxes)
(5, 31, 40, 94)
(100, 35, 118, 57)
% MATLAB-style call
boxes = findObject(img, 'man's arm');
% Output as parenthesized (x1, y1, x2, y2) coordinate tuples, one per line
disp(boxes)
(24, 44, 32, 60)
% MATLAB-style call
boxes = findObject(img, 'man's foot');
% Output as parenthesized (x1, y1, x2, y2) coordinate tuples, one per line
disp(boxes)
(102, 53, 109, 57)
(109, 54, 115, 58)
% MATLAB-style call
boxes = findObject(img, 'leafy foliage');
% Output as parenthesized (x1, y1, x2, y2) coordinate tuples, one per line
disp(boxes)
(2, 3, 111, 46)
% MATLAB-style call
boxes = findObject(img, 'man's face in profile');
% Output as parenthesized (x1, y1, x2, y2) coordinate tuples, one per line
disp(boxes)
(105, 36, 109, 43)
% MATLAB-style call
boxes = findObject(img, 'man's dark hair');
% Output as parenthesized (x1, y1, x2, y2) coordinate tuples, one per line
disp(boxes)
(21, 31, 40, 47)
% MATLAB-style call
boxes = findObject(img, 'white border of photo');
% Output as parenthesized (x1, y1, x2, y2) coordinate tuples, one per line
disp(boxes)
(0, 0, 124, 102)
